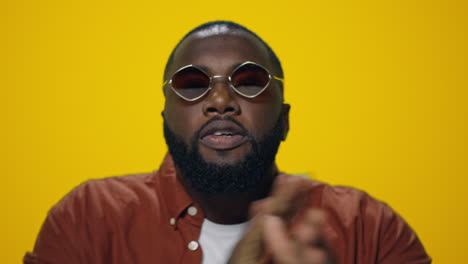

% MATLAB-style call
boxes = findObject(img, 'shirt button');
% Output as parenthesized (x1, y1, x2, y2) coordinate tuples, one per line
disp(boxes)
(187, 206, 198, 216)
(169, 217, 176, 225)
(188, 241, 199, 251)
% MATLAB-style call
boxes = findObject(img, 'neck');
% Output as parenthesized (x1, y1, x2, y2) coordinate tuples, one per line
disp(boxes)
(176, 165, 278, 225)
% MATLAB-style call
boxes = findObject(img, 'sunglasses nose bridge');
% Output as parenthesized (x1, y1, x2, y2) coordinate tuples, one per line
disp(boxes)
(210, 80, 238, 105)
(209, 75, 233, 91)
(210, 75, 229, 83)
(202, 74, 241, 114)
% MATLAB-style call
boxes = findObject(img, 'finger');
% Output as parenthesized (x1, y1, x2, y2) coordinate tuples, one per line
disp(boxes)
(268, 175, 312, 219)
(227, 217, 265, 264)
(248, 175, 308, 220)
(271, 174, 309, 198)
(249, 197, 273, 217)
(302, 247, 330, 264)
(264, 214, 335, 264)
(293, 210, 337, 264)
(263, 215, 297, 264)
(293, 209, 327, 246)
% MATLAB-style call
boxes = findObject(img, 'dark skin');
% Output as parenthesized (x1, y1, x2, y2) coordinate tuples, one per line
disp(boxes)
(163, 30, 290, 224)
(163, 29, 335, 264)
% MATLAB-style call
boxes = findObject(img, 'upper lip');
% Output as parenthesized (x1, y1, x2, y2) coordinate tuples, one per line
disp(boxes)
(199, 120, 247, 139)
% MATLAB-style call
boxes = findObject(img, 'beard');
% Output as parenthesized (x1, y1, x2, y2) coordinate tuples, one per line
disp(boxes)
(163, 115, 284, 195)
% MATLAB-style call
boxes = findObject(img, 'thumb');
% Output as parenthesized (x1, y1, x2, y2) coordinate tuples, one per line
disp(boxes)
(264, 215, 297, 264)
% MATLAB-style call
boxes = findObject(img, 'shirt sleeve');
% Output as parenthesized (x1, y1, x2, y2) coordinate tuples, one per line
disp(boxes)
(24, 199, 85, 264)
(24, 181, 109, 264)
(376, 203, 432, 264)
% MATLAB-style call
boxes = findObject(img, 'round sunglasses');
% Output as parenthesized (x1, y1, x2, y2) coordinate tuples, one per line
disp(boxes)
(163, 61, 284, 101)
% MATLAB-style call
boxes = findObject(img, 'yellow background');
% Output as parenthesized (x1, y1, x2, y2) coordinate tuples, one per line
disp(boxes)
(3, 0, 467, 262)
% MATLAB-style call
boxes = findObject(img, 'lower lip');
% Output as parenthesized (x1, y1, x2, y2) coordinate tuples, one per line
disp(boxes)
(200, 135, 247, 150)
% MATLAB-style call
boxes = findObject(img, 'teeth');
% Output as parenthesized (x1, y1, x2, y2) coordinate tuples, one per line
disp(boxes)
(213, 132, 233, 136)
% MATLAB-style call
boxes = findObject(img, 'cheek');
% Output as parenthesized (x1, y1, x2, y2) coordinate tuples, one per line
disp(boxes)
(240, 86, 283, 138)
(164, 99, 204, 141)
(239, 101, 282, 139)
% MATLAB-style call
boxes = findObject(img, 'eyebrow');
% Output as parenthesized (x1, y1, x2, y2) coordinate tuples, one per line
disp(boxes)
(191, 62, 245, 74)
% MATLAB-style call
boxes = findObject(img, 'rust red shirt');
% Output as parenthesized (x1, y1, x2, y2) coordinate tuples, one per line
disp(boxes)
(24, 155, 431, 264)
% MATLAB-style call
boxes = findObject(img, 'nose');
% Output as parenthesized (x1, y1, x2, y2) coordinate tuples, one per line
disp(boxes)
(202, 77, 241, 117)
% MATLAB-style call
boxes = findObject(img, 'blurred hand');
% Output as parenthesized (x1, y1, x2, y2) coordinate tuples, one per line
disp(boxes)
(228, 175, 336, 264)
(263, 209, 336, 264)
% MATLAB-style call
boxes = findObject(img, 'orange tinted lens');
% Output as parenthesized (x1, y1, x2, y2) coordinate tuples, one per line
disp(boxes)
(231, 63, 270, 96)
(171, 66, 210, 99)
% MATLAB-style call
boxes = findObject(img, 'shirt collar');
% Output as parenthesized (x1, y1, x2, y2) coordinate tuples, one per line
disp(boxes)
(150, 153, 196, 221)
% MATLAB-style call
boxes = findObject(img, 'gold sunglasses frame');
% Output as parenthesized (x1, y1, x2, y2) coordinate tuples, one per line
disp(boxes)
(163, 61, 284, 102)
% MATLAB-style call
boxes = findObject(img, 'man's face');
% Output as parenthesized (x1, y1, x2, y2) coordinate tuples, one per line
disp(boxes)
(163, 30, 289, 193)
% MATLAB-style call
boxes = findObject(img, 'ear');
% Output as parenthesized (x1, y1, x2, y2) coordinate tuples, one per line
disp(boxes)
(281, 104, 290, 141)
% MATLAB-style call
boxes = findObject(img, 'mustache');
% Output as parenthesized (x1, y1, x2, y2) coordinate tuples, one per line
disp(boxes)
(194, 116, 250, 141)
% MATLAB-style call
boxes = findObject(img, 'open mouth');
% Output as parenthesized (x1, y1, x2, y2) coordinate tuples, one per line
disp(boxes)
(199, 120, 248, 150)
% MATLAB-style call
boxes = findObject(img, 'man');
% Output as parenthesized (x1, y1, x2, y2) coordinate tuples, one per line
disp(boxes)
(24, 21, 431, 264)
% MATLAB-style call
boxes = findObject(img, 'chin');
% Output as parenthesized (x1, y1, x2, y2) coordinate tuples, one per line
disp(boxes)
(198, 145, 252, 165)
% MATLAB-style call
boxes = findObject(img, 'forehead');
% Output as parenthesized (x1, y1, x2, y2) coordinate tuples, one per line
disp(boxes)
(170, 30, 272, 75)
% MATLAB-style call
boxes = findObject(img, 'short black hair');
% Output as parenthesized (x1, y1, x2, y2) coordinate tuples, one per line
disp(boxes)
(164, 21, 284, 82)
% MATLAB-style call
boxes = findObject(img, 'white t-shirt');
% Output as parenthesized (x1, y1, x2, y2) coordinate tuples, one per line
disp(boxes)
(199, 218, 249, 264)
